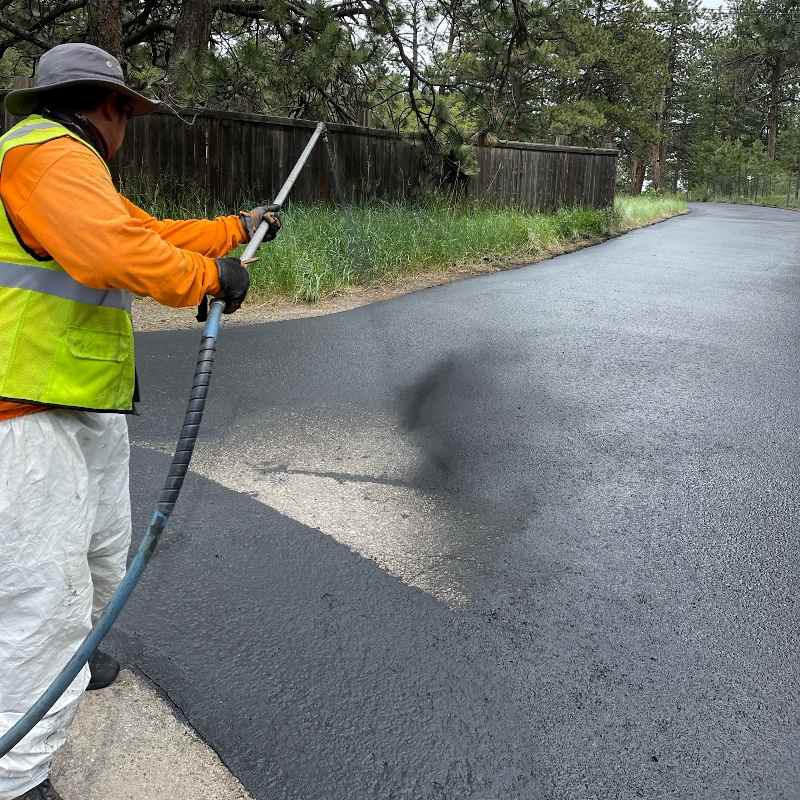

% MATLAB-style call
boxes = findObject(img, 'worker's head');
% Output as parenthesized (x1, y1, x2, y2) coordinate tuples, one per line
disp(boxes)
(4, 43, 159, 158)
(37, 85, 136, 159)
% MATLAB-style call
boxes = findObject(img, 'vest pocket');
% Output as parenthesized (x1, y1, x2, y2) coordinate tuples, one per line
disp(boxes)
(45, 326, 134, 410)
(66, 328, 130, 362)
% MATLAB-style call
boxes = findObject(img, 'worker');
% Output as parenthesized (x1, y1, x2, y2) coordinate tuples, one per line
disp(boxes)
(0, 43, 281, 800)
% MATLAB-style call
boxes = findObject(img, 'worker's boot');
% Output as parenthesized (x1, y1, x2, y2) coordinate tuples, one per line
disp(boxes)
(16, 779, 63, 799)
(87, 649, 120, 690)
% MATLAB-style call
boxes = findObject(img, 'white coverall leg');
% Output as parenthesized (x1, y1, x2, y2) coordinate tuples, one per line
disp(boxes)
(0, 410, 131, 799)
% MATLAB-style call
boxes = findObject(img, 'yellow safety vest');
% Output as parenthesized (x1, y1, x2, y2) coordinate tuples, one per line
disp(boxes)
(0, 115, 135, 412)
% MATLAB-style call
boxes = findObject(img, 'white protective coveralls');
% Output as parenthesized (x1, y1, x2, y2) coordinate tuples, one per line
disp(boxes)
(0, 410, 131, 799)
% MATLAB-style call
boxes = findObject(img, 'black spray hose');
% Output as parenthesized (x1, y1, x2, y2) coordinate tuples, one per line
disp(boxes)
(0, 121, 327, 760)
(159, 306, 223, 515)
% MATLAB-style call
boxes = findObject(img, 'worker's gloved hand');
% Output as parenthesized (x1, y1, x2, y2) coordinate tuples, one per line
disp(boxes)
(215, 256, 251, 314)
(195, 258, 250, 322)
(239, 206, 282, 242)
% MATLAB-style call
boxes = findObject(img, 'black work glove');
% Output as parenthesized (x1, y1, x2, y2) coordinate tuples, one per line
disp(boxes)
(239, 205, 282, 242)
(216, 256, 250, 314)
(196, 257, 251, 321)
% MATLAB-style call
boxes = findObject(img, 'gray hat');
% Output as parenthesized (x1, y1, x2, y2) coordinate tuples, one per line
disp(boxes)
(5, 43, 160, 116)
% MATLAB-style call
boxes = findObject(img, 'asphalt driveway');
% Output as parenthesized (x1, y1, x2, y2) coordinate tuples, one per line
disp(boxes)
(118, 203, 800, 799)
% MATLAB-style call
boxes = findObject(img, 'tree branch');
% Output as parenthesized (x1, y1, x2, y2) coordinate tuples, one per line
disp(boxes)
(0, 20, 51, 51)
(123, 0, 159, 32)
(124, 21, 175, 48)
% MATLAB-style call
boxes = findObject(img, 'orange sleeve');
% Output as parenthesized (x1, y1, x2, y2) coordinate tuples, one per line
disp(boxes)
(0, 400, 46, 420)
(118, 194, 248, 257)
(4, 140, 221, 307)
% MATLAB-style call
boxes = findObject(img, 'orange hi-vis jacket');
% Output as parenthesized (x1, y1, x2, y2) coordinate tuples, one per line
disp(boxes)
(0, 132, 248, 421)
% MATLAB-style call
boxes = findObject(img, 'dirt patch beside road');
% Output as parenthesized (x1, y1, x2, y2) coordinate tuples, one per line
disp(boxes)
(133, 262, 510, 331)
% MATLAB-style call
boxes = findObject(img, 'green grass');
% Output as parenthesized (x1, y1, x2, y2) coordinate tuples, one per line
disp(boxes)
(614, 194, 687, 227)
(690, 192, 800, 210)
(246, 202, 611, 302)
(123, 180, 686, 304)
(244, 195, 686, 303)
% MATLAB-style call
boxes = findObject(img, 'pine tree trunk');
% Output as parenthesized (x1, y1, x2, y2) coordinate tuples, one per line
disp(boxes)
(631, 157, 646, 194)
(411, 0, 420, 92)
(767, 60, 782, 161)
(446, 0, 461, 55)
(579, 0, 604, 97)
(652, 0, 681, 191)
(86, 0, 123, 59)
(651, 87, 666, 190)
(651, 142, 662, 190)
(768, 110, 778, 161)
(168, 0, 213, 85)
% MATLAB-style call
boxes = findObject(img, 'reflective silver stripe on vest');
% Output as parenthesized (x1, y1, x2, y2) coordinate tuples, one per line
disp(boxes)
(0, 122, 62, 145)
(0, 262, 132, 311)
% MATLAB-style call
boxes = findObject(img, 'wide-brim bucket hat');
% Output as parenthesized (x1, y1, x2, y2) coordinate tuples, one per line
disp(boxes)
(5, 43, 160, 116)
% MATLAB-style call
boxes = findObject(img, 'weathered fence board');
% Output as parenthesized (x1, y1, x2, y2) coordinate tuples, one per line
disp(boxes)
(1, 97, 618, 209)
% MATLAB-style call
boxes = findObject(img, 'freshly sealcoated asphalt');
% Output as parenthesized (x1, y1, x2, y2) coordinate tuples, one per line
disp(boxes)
(118, 203, 799, 799)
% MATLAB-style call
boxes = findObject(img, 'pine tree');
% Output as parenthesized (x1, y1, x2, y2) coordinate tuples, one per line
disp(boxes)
(726, 0, 800, 160)
(649, 0, 702, 190)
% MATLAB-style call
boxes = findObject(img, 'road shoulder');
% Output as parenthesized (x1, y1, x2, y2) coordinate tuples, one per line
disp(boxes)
(51, 670, 253, 800)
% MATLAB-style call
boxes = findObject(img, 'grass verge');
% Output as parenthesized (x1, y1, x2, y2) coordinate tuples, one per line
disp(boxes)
(125, 182, 686, 304)
(689, 193, 800, 210)
(244, 195, 686, 302)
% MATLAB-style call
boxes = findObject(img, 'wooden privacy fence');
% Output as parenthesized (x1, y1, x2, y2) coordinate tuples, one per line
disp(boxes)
(117, 111, 423, 206)
(2, 98, 619, 210)
(473, 139, 618, 211)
